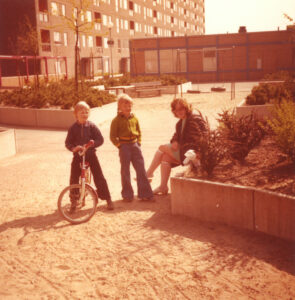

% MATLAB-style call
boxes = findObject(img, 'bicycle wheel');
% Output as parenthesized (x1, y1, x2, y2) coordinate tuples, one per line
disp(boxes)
(58, 184, 98, 224)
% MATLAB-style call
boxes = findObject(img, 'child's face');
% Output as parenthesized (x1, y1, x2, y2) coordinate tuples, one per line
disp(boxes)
(120, 100, 133, 117)
(76, 108, 89, 124)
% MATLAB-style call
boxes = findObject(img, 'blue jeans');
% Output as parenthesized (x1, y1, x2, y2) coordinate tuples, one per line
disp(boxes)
(119, 143, 153, 199)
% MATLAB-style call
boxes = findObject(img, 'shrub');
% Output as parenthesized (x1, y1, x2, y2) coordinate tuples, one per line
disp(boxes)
(185, 112, 226, 177)
(245, 81, 294, 105)
(217, 110, 266, 163)
(0, 79, 116, 109)
(198, 128, 227, 177)
(267, 99, 295, 163)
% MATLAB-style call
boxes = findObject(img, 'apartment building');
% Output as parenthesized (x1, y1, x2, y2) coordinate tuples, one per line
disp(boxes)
(0, 0, 205, 79)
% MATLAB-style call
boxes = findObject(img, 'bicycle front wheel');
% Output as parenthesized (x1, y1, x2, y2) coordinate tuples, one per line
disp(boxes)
(58, 184, 98, 224)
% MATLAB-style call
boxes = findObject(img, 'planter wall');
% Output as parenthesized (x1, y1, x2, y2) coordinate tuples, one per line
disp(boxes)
(171, 177, 295, 241)
(0, 102, 117, 129)
(0, 128, 16, 159)
(235, 99, 273, 120)
(161, 82, 192, 94)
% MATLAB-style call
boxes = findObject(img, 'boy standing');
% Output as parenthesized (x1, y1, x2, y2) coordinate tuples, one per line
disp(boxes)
(110, 94, 154, 202)
(65, 101, 114, 210)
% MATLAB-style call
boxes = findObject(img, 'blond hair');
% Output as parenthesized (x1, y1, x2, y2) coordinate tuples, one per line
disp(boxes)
(74, 101, 90, 114)
(117, 93, 133, 113)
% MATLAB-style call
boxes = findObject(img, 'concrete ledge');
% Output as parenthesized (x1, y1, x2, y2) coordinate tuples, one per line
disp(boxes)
(161, 82, 192, 94)
(235, 99, 273, 120)
(0, 128, 16, 159)
(171, 177, 255, 231)
(171, 177, 295, 241)
(254, 189, 295, 241)
(0, 102, 117, 129)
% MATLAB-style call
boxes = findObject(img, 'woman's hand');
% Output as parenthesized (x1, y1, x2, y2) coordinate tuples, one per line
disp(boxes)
(72, 145, 84, 153)
(171, 141, 179, 151)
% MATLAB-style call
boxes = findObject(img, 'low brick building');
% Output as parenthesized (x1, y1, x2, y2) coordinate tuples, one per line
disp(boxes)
(130, 28, 295, 83)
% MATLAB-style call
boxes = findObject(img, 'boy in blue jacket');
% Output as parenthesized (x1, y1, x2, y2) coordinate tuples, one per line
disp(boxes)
(65, 101, 114, 210)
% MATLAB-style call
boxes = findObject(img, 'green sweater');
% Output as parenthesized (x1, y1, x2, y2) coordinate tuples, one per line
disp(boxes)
(110, 113, 141, 148)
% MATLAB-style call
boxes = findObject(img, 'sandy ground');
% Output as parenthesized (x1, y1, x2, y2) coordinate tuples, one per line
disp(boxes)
(1, 91, 295, 299)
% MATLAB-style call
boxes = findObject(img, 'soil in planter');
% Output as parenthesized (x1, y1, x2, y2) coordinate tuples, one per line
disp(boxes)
(189, 136, 295, 197)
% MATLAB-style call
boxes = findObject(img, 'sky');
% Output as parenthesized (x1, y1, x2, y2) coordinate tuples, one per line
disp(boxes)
(205, 0, 295, 34)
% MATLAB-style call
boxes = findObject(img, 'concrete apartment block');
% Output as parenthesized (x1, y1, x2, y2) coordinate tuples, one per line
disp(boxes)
(0, 0, 205, 80)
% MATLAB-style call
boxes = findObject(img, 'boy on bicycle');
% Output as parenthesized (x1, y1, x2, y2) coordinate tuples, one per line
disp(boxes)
(65, 101, 114, 210)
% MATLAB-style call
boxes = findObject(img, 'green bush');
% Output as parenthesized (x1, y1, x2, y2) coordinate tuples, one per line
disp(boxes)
(198, 128, 227, 177)
(0, 79, 116, 109)
(264, 70, 295, 81)
(246, 81, 294, 105)
(267, 99, 295, 163)
(217, 110, 266, 163)
(91, 73, 187, 87)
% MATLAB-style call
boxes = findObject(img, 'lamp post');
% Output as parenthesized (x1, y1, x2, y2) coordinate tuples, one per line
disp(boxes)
(107, 21, 114, 77)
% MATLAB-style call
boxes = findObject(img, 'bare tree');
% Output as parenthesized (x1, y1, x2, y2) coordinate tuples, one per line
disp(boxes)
(51, 0, 102, 90)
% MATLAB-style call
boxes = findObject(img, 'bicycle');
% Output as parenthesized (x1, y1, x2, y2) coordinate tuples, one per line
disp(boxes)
(58, 140, 98, 224)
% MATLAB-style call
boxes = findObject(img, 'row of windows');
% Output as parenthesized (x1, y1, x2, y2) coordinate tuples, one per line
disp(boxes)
(41, 29, 130, 50)
(39, 0, 204, 27)
(95, 0, 204, 12)
(40, 11, 204, 36)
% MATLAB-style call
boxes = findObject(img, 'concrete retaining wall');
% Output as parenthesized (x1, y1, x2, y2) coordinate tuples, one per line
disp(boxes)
(235, 99, 273, 120)
(161, 82, 192, 94)
(0, 128, 16, 159)
(171, 177, 295, 241)
(0, 102, 117, 129)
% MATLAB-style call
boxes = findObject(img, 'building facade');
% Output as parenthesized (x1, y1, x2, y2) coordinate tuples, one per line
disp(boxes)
(0, 0, 205, 79)
(129, 28, 295, 83)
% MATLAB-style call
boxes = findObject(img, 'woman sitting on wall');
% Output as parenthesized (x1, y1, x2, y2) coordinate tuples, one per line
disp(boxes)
(146, 97, 207, 195)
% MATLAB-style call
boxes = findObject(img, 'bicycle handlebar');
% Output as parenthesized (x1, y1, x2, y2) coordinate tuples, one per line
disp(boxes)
(78, 140, 94, 156)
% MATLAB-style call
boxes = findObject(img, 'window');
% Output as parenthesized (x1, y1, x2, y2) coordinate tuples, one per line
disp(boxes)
(96, 36, 102, 47)
(51, 2, 65, 16)
(203, 48, 217, 71)
(86, 11, 92, 22)
(88, 36, 93, 47)
(130, 20, 134, 30)
(82, 35, 86, 47)
(103, 37, 108, 48)
(145, 50, 158, 74)
(64, 33, 68, 46)
(39, 0, 48, 11)
(94, 12, 101, 30)
(160, 49, 187, 73)
(54, 32, 62, 44)
(41, 30, 50, 43)
(51, 2, 58, 16)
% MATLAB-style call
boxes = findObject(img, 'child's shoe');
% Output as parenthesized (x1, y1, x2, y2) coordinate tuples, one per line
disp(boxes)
(153, 186, 168, 195)
(106, 199, 114, 210)
(123, 198, 134, 202)
(138, 197, 155, 202)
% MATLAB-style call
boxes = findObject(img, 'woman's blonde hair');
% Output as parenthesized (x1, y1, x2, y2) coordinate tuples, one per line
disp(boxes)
(170, 98, 192, 117)
(74, 101, 90, 114)
(117, 93, 133, 113)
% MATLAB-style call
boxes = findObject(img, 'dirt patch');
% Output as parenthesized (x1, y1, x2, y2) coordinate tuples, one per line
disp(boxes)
(189, 136, 295, 197)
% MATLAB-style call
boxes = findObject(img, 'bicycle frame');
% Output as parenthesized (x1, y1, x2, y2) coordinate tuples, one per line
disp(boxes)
(78, 140, 94, 203)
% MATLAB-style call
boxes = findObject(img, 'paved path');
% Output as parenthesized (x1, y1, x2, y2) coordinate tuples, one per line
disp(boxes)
(1, 91, 294, 300)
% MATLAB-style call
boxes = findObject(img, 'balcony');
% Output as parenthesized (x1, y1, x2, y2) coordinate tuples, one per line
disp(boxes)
(41, 43, 51, 52)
